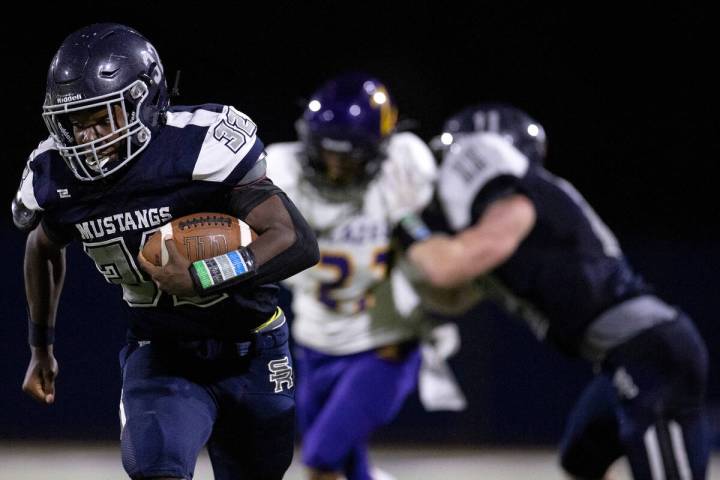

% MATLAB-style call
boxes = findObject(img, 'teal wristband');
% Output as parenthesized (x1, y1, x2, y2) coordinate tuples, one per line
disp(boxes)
(189, 247, 257, 295)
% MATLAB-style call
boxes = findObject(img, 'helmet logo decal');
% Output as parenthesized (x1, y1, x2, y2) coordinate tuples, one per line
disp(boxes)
(369, 86, 397, 137)
(56, 93, 83, 104)
(140, 42, 164, 85)
(472, 110, 501, 133)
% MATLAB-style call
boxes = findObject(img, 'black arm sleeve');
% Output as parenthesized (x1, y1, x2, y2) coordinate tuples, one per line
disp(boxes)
(228, 179, 319, 289)
(469, 174, 522, 221)
(40, 216, 75, 247)
(228, 177, 284, 219)
(246, 192, 319, 287)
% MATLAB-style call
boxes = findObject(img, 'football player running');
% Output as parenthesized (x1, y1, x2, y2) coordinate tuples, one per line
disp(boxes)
(403, 104, 710, 480)
(265, 73, 443, 480)
(14, 23, 318, 480)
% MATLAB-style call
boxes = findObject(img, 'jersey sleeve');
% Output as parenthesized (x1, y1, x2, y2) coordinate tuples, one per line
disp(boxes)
(168, 105, 266, 186)
(19, 137, 57, 213)
(437, 132, 529, 231)
(18, 137, 76, 245)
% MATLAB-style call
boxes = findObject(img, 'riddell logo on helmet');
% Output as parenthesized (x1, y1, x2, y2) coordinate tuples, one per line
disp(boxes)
(56, 93, 83, 104)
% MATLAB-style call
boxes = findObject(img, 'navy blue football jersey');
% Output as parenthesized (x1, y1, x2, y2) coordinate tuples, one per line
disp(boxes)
(437, 132, 650, 353)
(19, 104, 278, 341)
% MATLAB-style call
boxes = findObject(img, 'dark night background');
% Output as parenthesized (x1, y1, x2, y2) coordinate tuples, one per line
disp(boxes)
(0, 2, 718, 449)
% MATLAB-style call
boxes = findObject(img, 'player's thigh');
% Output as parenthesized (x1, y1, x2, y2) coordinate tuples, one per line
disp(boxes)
(605, 315, 708, 425)
(294, 345, 348, 435)
(208, 323, 296, 480)
(120, 343, 217, 479)
(309, 344, 421, 442)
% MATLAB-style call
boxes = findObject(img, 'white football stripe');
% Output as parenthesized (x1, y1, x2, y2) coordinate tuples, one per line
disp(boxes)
(239, 219, 252, 246)
(160, 223, 174, 266)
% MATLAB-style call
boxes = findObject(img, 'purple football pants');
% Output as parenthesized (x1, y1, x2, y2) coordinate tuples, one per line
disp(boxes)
(295, 343, 421, 480)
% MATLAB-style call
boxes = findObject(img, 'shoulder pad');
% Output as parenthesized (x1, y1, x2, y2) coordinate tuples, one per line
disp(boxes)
(168, 105, 265, 185)
(12, 190, 41, 232)
(12, 164, 42, 231)
(379, 133, 438, 222)
(386, 132, 437, 179)
(265, 142, 305, 191)
(19, 137, 56, 211)
(438, 132, 529, 230)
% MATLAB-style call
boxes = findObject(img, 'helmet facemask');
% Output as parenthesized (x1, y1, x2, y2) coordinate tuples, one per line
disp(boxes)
(43, 79, 152, 181)
(296, 118, 386, 202)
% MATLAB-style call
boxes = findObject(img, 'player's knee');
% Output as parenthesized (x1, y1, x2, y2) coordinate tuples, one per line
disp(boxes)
(121, 411, 200, 479)
(559, 442, 612, 480)
(679, 319, 708, 387)
(302, 439, 344, 473)
(661, 316, 708, 403)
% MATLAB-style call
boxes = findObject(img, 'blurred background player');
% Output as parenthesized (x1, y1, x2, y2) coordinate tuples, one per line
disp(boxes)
(13, 23, 318, 480)
(265, 73, 459, 480)
(403, 103, 710, 479)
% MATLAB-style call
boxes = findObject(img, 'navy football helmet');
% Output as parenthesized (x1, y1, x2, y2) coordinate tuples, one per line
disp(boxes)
(42, 23, 169, 181)
(437, 103, 547, 164)
(296, 72, 398, 196)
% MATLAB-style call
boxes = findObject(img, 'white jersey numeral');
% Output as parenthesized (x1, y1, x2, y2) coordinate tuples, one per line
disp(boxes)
(82, 231, 226, 308)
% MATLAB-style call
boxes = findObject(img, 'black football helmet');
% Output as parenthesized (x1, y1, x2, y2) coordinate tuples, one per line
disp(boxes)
(436, 103, 547, 164)
(42, 23, 169, 181)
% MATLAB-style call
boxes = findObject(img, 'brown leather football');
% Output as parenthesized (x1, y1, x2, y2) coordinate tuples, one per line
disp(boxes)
(142, 212, 257, 266)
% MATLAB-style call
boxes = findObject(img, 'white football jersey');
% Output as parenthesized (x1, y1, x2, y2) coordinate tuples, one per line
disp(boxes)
(266, 132, 437, 354)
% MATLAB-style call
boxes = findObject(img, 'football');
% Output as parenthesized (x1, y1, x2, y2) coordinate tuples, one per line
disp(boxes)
(142, 212, 257, 266)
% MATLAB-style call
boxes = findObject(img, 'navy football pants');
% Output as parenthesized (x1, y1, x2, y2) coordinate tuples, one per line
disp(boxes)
(119, 321, 295, 480)
(560, 315, 709, 479)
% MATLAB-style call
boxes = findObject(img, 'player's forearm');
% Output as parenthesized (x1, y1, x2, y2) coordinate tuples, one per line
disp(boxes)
(408, 235, 476, 288)
(247, 217, 297, 267)
(189, 193, 319, 295)
(24, 227, 66, 338)
(418, 194, 535, 287)
(244, 193, 319, 285)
